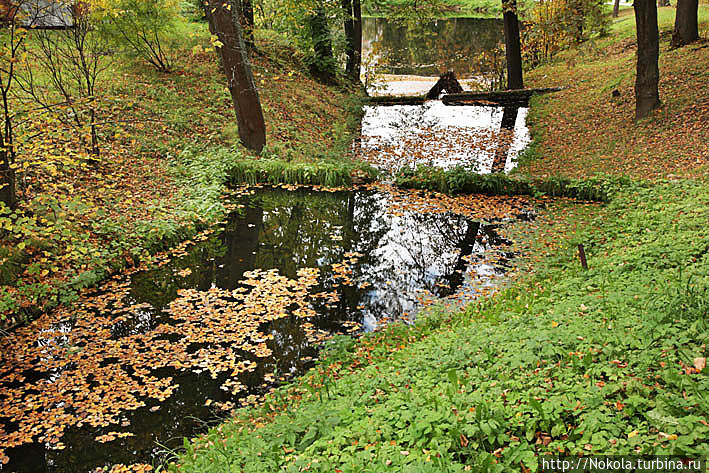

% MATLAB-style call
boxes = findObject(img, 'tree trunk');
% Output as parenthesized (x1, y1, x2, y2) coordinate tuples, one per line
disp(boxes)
(241, 0, 255, 51)
(613, 0, 620, 17)
(502, 0, 523, 90)
(671, 0, 699, 47)
(569, 0, 585, 42)
(634, 0, 661, 119)
(343, 0, 355, 76)
(308, 3, 337, 84)
(90, 108, 99, 157)
(352, 0, 362, 80)
(204, 0, 266, 152)
(0, 161, 15, 210)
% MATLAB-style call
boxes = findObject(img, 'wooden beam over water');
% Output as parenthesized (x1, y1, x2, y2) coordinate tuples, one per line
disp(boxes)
(441, 87, 565, 106)
(365, 87, 564, 107)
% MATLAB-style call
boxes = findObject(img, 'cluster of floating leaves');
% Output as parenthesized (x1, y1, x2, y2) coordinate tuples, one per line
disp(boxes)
(371, 183, 535, 222)
(362, 125, 515, 175)
(91, 464, 153, 473)
(0, 256, 334, 462)
(244, 182, 537, 225)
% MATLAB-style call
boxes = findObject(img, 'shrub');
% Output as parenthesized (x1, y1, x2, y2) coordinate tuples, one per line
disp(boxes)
(98, 0, 179, 72)
(522, 0, 610, 66)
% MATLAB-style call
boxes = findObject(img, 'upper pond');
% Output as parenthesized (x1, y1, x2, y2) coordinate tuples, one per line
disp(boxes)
(362, 17, 504, 76)
(361, 103, 530, 174)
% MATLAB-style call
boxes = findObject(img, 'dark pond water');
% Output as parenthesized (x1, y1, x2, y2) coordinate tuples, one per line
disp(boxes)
(362, 17, 504, 76)
(2, 188, 518, 472)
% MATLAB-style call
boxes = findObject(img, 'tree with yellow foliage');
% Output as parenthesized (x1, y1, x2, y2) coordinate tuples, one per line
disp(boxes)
(96, 0, 179, 72)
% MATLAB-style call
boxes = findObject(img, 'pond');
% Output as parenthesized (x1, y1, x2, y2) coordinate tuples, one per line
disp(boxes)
(0, 187, 531, 472)
(362, 17, 505, 95)
(362, 17, 504, 76)
(359, 17, 530, 175)
(1, 15, 534, 471)
(361, 103, 530, 175)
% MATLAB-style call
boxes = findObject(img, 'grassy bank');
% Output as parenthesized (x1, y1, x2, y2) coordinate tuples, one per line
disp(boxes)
(394, 165, 635, 201)
(172, 7, 709, 473)
(0, 25, 365, 325)
(227, 155, 378, 187)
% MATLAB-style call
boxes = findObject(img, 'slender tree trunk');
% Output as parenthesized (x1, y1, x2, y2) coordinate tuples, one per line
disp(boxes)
(502, 0, 523, 90)
(1, 104, 16, 209)
(671, 0, 699, 47)
(613, 0, 620, 17)
(634, 0, 661, 119)
(90, 107, 99, 156)
(352, 0, 362, 80)
(569, 0, 585, 42)
(0, 160, 15, 210)
(343, 0, 355, 76)
(241, 0, 255, 51)
(204, 0, 266, 152)
(308, 3, 337, 84)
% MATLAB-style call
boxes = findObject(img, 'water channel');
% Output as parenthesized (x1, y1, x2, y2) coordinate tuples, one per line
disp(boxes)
(0, 18, 535, 473)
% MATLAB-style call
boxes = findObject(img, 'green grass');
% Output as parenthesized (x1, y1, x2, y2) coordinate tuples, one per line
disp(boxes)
(609, 5, 709, 39)
(170, 179, 709, 473)
(227, 154, 378, 187)
(394, 165, 636, 202)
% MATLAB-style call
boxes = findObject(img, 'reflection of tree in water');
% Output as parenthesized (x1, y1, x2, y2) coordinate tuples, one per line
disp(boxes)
(231, 190, 507, 329)
(386, 102, 440, 131)
(491, 106, 520, 173)
(95, 188, 509, 377)
(216, 190, 388, 377)
(363, 17, 504, 75)
(360, 104, 441, 163)
(345, 198, 491, 322)
(221, 189, 510, 330)
(114, 237, 227, 338)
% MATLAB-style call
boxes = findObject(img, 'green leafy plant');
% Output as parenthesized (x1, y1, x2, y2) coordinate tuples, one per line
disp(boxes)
(98, 0, 179, 72)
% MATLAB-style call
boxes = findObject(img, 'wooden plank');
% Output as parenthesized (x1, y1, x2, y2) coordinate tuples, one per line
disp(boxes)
(365, 87, 564, 107)
(441, 87, 565, 106)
